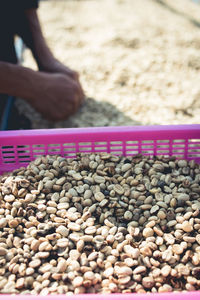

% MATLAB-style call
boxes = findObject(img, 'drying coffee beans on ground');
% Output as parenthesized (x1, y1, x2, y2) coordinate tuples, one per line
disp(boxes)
(0, 153, 200, 295)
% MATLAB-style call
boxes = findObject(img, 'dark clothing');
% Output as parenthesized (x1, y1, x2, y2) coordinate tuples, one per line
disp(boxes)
(0, 1, 38, 130)
(0, 0, 38, 63)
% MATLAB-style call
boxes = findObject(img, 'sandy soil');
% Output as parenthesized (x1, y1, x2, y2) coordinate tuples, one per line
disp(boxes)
(19, 0, 200, 128)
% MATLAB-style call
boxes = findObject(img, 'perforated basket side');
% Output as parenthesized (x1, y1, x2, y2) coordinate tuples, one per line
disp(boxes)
(1, 287, 200, 299)
(0, 125, 200, 300)
(0, 125, 200, 174)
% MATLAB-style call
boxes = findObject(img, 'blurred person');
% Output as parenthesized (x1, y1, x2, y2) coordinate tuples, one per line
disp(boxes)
(0, 0, 84, 128)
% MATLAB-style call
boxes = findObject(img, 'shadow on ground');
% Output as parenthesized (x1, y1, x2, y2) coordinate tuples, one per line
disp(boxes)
(154, 0, 200, 28)
(16, 97, 142, 129)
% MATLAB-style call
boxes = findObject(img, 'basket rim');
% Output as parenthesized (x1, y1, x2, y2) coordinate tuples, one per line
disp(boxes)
(1, 124, 200, 138)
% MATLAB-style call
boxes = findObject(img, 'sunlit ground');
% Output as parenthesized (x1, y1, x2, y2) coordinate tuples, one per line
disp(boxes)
(20, 0, 200, 128)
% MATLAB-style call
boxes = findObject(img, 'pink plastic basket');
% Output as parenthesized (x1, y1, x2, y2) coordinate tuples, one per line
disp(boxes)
(0, 124, 200, 300)
(1, 124, 200, 175)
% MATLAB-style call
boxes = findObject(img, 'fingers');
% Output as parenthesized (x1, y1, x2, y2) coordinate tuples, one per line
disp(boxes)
(61, 67, 79, 82)
(67, 70, 85, 102)
(70, 76, 85, 106)
(30, 71, 84, 122)
(72, 71, 79, 81)
(69, 71, 85, 101)
(71, 81, 83, 112)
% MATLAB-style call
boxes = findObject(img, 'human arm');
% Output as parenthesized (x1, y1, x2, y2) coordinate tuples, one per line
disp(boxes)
(0, 62, 82, 121)
(17, 8, 82, 83)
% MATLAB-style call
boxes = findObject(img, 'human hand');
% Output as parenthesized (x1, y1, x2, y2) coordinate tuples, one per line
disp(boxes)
(39, 58, 84, 99)
(21, 9, 84, 102)
(29, 72, 84, 121)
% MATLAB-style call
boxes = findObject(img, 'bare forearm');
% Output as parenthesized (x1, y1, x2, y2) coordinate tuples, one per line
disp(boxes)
(17, 8, 83, 84)
(0, 62, 38, 100)
(18, 9, 54, 70)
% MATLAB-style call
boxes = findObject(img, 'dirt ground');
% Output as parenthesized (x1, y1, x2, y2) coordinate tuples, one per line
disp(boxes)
(19, 0, 200, 128)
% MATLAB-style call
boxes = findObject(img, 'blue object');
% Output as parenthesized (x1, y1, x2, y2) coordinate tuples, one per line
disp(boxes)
(0, 96, 15, 130)
(1, 38, 24, 130)
(15, 38, 24, 62)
